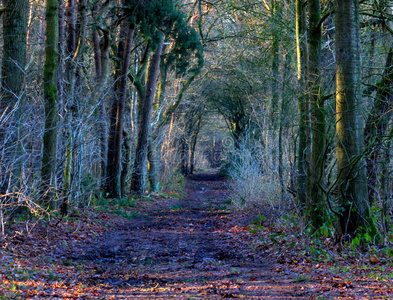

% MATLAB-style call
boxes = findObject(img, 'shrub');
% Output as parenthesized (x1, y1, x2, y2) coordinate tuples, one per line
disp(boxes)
(226, 143, 281, 210)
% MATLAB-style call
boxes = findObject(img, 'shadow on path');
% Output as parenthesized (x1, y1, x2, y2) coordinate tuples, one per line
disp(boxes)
(75, 170, 317, 299)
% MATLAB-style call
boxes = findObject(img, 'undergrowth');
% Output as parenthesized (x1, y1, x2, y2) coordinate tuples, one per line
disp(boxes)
(224, 143, 284, 212)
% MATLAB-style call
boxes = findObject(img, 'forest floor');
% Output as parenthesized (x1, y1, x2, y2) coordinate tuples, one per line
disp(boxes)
(1, 171, 393, 299)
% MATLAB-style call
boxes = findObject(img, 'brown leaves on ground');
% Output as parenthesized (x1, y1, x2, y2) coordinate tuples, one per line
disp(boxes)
(0, 172, 392, 299)
(0, 210, 126, 299)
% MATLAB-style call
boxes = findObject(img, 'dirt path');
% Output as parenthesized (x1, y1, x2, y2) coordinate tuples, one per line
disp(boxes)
(72, 171, 317, 299)
(2, 171, 391, 298)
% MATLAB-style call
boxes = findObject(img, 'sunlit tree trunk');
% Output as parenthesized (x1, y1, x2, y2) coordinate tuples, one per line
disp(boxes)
(41, 0, 60, 207)
(295, 0, 309, 211)
(335, 0, 378, 238)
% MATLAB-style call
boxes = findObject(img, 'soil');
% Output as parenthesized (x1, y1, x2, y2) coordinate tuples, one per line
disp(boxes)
(67, 171, 318, 299)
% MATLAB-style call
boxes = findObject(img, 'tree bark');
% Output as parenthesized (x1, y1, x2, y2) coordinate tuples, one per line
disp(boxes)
(148, 138, 159, 193)
(269, 0, 281, 173)
(0, 0, 29, 193)
(92, 3, 111, 187)
(279, 52, 292, 201)
(121, 129, 131, 197)
(105, 24, 134, 198)
(41, 0, 60, 207)
(189, 114, 202, 174)
(335, 0, 378, 238)
(179, 136, 189, 176)
(60, 0, 87, 213)
(131, 32, 165, 194)
(1, 0, 28, 110)
(307, 0, 325, 230)
(295, 0, 310, 211)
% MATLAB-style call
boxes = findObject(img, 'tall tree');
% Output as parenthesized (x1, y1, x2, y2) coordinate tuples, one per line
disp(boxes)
(307, 0, 325, 230)
(0, 0, 29, 192)
(1, 0, 28, 111)
(295, 0, 309, 211)
(270, 0, 280, 129)
(105, 24, 135, 198)
(269, 0, 281, 189)
(335, 0, 378, 238)
(41, 0, 60, 206)
(130, 32, 164, 194)
(61, 0, 88, 213)
(92, 2, 112, 187)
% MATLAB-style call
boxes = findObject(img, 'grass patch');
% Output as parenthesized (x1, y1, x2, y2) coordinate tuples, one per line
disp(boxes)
(112, 210, 140, 219)
(294, 274, 311, 282)
(91, 195, 139, 219)
(169, 204, 182, 211)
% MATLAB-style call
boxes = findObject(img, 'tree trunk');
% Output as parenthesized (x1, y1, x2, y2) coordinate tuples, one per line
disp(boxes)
(269, 0, 281, 173)
(0, 0, 29, 193)
(1, 0, 28, 110)
(279, 52, 292, 201)
(295, 0, 310, 211)
(364, 42, 393, 205)
(270, 0, 280, 126)
(189, 114, 202, 174)
(380, 128, 393, 235)
(335, 0, 378, 239)
(41, 0, 60, 207)
(65, 0, 76, 63)
(307, 0, 325, 230)
(60, 0, 87, 213)
(131, 32, 165, 194)
(148, 138, 159, 193)
(179, 136, 189, 176)
(106, 24, 134, 198)
(121, 129, 131, 197)
(92, 3, 111, 187)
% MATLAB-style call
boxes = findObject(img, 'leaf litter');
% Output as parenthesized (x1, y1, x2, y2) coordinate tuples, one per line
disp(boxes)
(0, 171, 392, 299)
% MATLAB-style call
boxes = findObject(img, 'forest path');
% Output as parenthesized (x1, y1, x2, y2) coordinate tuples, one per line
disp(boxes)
(77, 171, 316, 299)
